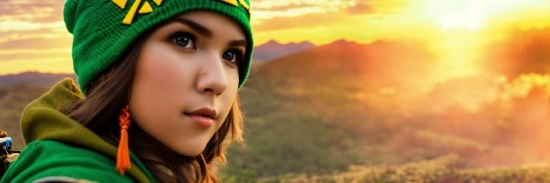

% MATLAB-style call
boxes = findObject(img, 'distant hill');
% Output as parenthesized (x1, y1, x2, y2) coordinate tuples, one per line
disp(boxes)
(252, 39, 437, 97)
(234, 35, 550, 178)
(0, 72, 76, 86)
(248, 39, 440, 146)
(252, 40, 315, 63)
(229, 39, 440, 177)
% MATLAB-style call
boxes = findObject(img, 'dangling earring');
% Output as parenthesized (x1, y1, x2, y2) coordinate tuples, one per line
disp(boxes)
(116, 105, 131, 175)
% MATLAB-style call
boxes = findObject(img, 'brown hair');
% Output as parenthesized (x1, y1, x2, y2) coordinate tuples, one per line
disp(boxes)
(62, 29, 244, 182)
(0, 131, 6, 138)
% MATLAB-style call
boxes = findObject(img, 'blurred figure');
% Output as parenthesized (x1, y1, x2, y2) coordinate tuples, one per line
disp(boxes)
(0, 131, 11, 155)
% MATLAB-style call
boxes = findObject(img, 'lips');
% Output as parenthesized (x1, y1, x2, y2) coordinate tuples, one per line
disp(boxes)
(184, 108, 217, 128)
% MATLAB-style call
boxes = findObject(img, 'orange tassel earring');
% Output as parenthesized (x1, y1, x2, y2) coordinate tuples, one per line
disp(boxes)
(116, 105, 131, 175)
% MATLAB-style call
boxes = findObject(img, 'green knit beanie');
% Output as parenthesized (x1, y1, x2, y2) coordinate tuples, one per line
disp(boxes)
(64, 0, 253, 95)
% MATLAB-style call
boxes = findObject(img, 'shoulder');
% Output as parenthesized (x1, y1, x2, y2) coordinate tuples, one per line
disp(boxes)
(1, 140, 133, 183)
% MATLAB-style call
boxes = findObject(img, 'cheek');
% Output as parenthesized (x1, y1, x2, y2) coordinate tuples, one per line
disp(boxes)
(129, 44, 192, 126)
(218, 70, 239, 120)
(137, 47, 188, 88)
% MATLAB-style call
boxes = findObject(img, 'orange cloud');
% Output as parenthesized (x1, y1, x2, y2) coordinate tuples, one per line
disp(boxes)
(346, 1, 374, 15)
(0, 21, 65, 32)
(251, 0, 358, 21)
(1, 0, 64, 22)
(252, 12, 345, 32)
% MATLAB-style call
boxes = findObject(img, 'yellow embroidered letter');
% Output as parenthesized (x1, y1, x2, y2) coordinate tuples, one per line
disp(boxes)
(221, 0, 239, 6)
(112, 0, 163, 25)
(122, 0, 141, 24)
(139, 1, 153, 14)
(153, 0, 162, 6)
(220, 0, 250, 12)
(238, 0, 250, 10)
(112, 0, 127, 9)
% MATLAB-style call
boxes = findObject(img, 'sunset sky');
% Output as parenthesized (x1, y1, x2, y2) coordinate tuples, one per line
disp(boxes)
(0, 0, 549, 75)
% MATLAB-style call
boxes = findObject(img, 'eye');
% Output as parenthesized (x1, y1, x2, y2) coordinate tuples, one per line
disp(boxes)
(170, 32, 196, 50)
(222, 49, 243, 65)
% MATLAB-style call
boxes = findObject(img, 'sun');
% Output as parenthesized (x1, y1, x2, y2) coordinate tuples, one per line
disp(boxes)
(420, 0, 486, 31)
(421, 0, 550, 31)
(441, 1, 484, 30)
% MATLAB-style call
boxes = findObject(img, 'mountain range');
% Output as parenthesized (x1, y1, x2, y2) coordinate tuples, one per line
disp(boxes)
(0, 72, 76, 86)
(250, 39, 436, 98)
(252, 40, 315, 63)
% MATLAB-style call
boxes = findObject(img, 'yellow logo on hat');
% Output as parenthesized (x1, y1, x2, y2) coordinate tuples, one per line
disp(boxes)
(220, 0, 250, 11)
(112, 0, 163, 25)
(112, 0, 249, 25)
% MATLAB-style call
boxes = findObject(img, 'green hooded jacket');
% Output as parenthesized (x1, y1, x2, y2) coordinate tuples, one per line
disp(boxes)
(0, 79, 157, 183)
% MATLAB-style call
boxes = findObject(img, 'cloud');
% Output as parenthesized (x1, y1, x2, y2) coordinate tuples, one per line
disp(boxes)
(0, 48, 69, 55)
(252, 12, 346, 31)
(0, 21, 65, 32)
(0, 35, 72, 50)
(251, 0, 357, 21)
(0, 52, 70, 62)
(347, 1, 374, 15)
(250, 0, 407, 31)
(0, 48, 71, 62)
(252, 0, 356, 9)
(0, 29, 70, 43)
(253, 2, 316, 11)
(1, 0, 64, 22)
(0, 0, 69, 50)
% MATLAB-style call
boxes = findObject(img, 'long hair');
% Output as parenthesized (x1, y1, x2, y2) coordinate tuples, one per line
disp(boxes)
(62, 29, 244, 182)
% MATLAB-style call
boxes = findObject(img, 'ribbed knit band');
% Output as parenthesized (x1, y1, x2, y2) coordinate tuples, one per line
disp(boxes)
(64, 0, 253, 95)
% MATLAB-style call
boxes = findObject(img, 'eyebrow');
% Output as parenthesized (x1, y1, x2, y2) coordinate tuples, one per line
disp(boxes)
(169, 18, 247, 48)
(171, 18, 213, 38)
(229, 40, 247, 47)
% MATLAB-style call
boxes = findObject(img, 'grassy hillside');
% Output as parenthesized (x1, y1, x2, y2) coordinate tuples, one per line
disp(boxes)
(219, 29, 550, 181)
(257, 155, 550, 183)
(0, 84, 50, 150)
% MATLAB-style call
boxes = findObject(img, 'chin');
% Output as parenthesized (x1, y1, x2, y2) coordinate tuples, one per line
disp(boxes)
(174, 142, 208, 157)
(181, 151, 203, 157)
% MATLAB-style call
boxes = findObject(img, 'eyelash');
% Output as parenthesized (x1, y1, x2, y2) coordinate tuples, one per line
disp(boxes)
(169, 31, 245, 66)
(224, 48, 245, 66)
(169, 32, 196, 51)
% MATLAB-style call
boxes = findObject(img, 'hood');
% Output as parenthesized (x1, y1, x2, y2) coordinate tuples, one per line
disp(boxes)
(20, 78, 155, 182)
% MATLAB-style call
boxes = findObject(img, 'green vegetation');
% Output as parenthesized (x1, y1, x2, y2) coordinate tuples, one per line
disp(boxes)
(218, 29, 550, 182)
(0, 84, 50, 150)
(256, 155, 550, 183)
(3, 75, 550, 182)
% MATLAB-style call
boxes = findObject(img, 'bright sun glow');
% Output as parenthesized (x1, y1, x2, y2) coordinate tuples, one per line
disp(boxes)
(413, 0, 550, 82)
(441, 1, 485, 30)
(421, 0, 550, 31)
(419, 0, 489, 31)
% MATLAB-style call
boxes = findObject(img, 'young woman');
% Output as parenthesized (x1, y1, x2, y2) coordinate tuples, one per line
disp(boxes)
(0, 0, 253, 182)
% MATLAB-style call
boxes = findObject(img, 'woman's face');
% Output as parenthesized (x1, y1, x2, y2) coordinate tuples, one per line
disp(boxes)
(129, 11, 245, 156)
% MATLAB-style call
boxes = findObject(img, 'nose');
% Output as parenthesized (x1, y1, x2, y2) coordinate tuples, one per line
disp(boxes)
(196, 52, 228, 95)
